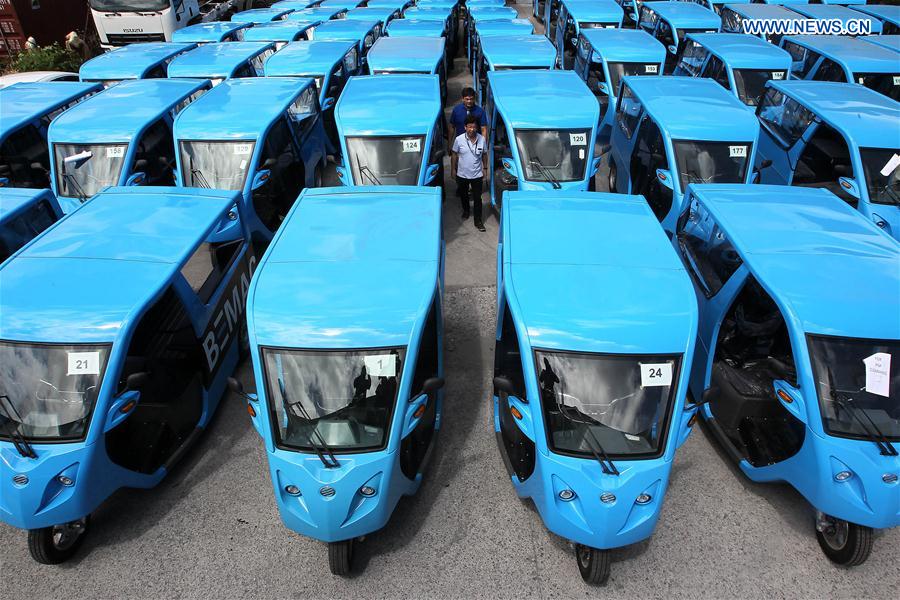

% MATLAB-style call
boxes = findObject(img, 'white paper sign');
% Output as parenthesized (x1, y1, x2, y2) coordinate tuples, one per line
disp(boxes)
(233, 143, 252, 155)
(880, 153, 900, 177)
(863, 353, 891, 398)
(645, 64, 658, 74)
(569, 132, 587, 146)
(772, 71, 785, 80)
(67, 352, 100, 376)
(402, 139, 420, 153)
(239, 159, 247, 170)
(640, 363, 673, 388)
(858, 76, 865, 84)
(106, 146, 125, 158)
(893, 76, 900, 86)
(729, 145, 747, 158)
(364, 355, 396, 377)
(578, 148, 585, 160)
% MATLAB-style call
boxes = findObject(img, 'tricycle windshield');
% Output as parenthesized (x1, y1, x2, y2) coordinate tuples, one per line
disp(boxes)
(860, 148, 900, 205)
(346, 135, 425, 185)
(54, 143, 128, 199)
(0, 341, 111, 441)
(854, 73, 900, 102)
(580, 22, 618, 29)
(180, 140, 255, 190)
(514, 128, 591, 183)
(673, 140, 751, 190)
(607, 62, 660, 97)
(808, 335, 900, 441)
(535, 350, 680, 457)
(262, 347, 405, 452)
(733, 69, 786, 107)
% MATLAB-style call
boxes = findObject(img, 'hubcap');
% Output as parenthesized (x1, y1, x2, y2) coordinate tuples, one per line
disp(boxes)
(821, 517, 849, 551)
(577, 545, 591, 568)
(51, 518, 85, 551)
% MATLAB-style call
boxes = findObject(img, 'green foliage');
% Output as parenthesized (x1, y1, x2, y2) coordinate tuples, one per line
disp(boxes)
(11, 43, 82, 74)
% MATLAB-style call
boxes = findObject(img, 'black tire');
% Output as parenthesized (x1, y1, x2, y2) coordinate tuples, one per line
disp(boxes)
(576, 544, 610, 585)
(314, 165, 323, 189)
(28, 516, 90, 565)
(815, 518, 873, 567)
(328, 539, 354, 576)
(607, 162, 617, 193)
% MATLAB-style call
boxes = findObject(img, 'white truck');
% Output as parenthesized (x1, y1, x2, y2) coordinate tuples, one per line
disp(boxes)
(90, 0, 256, 48)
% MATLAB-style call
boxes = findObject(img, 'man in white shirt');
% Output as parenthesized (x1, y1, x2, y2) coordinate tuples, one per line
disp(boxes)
(451, 115, 488, 231)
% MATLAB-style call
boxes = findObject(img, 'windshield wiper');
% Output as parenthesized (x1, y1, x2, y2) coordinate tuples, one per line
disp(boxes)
(355, 153, 382, 185)
(831, 391, 898, 457)
(876, 181, 900, 205)
(558, 402, 620, 476)
(0, 394, 37, 459)
(529, 157, 561, 189)
(279, 379, 340, 468)
(62, 172, 89, 202)
(189, 156, 211, 189)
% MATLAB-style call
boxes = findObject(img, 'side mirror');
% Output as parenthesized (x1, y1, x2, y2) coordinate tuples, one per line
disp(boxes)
(591, 155, 602, 177)
(597, 81, 609, 95)
(0, 177, 8, 187)
(321, 96, 335, 110)
(432, 148, 446, 161)
(227, 376, 258, 403)
(420, 376, 445, 396)
(656, 168, 674, 190)
(250, 168, 271, 191)
(667, 44, 677, 55)
(838, 176, 860, 199)
(125, 372, 149, 391)
(335, 165, 349, 185)
(759, 158, 773, 169)
(125, 171, 146, 186)
(501, 156, 518, 179)
(493, 375, 515, 396)
(424, 163, 440, 185)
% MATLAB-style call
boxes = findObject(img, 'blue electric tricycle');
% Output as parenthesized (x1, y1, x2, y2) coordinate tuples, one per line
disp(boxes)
(78, 42, 196, 86)
(720, 3, 805, 45)
(492, 190, 698, 584)
(636, 2, 720, 73)
(673, 183, 900, 566)
(0, 188, 63, 264)
(474, 34, 557, 106)
(468, 18, 536, 71)
(235, 185, 445, 575)
(171, 21, 253, 44)
(551, 0, 624, 70)
(366, 36, 448, 105)
(0, 186, 254, 564)
(242, 19, 322, 48)
(167, 41, 277, 84)
(310, 19, 383, 66)
(230, 6, 295, 24)
(0, 82, 101, 189)
(851, 3, 900, 35)
(789, 4, 883, 35)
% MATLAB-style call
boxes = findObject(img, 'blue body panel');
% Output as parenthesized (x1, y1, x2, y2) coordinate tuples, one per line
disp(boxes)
(78, 42, 196, 82)
(859, 35, 900, 53)
(174, 77, 328, 240)
(608, 76, 760, 233)
(230, 7, 295, 23)
(247, 186, 444, 543)
(754, 80, 900, 240)
(386, 19, 447, 37)
(677, 184, 900, 530)
(475, 35, 557, 103)
(0, 187, 252, 531)
(167, 42, 276, 80)
(0, 188, 63, 264)
(171, 21, 252, 44)
(310, 18, 382, 61)
(495, 191, 697, 550)
(789, 5, 883, 34)
(345, 6, 401, 25)
(366, 36, 445, 73)
(851, 5, 900, 34)
(47, 79, 210, 212)
(780, 35, 900, 91)
(0, 81, 101, 146)
(242, 20, 320, 44)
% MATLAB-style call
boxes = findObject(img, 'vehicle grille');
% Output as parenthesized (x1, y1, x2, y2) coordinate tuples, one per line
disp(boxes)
(12, 474, 28, 486)
(106, 33, 166, 45)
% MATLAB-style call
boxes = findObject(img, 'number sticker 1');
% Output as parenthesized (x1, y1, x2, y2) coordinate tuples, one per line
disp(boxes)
(639, 363, 672, 387)
(364, 355, 396, 377)
(67, 352, 100, 376)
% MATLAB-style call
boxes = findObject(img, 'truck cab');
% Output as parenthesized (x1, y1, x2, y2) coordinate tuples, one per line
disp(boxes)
(48, 79, 210, 213)
(79, 42, 197, 86)
(0, 82, 101, 189)
(167, 41, 277, 84)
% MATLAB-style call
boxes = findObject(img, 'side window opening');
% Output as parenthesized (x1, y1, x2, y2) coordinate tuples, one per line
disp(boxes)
(181, 237, 244, 304)
(757, 89, 815, 148)
(703, 55, 730, 90)
(629, 117, 673, 221)
(494, 300, 534, 481)
(0, 124, 50, 188)
(710, 276, 803, 466)
(492, 112, 516, 204)
(411, 298, 439, 396)
(676, 196, 743, 297)
(615, 84, 641, 139)
(145, 64, 167, 79)
(252, 117, 305, 233)
(811, 58, 847, 83)
(494, 302, 526, 399)
(400, 297, 440, 479)
(793, 123, 856, 205)
(135, 118, 176, 186)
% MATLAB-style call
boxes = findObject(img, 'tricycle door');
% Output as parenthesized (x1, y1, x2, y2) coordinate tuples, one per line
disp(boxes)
(791, 122, 859, 207)
(609, 83, 642, 194)
(251, 116, 306, 237)
(132, 118, 177, 186)
(490, 111, 517, 209)
(553, 5, 567, 57)
(0, 122, 51, 189)
(628, 117, 674, 224)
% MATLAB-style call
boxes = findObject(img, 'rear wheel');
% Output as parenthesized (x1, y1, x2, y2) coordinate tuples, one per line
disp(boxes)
(576, 544, 610, 585)
(28, 516, 90, 565)
(815, 514, 873, 567)
(607, 162, 617, 193)
(328, 539, 354, 576)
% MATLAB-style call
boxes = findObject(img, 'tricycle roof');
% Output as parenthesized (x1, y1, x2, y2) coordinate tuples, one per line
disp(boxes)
(487, 70, 598, 129)
(766, 80, 899, 149)
(386, 19, 447, 37)
(79, 42, 196, 81)
(366, 36, 446, 72)
(0, 82, 101, 138)
(230, 7, 295, 23)
(726, 4, 803, 21)
(175, 77, 315, 140)
(242, 20, 320, 42)
(851, 4, 900, 27)
(640, 2, 722, 28)
(172, 21, 251, 43)
(687, 184, 900, 339)
(580, 29, 666, 63)
(0, 187, 241, 343)
(859, 34, 900, 52)
(623, 76, 758, 141)
(167, 42, 275, 78)
(50, 79, 209, 144)
(0, 188, 56, 222)
(312, 19, 380, 39)
(686, 33, 792, 69)
(782, 35, 900, 72)
(480, 35, 556, 68)
(791, 4, 881, 27)
(561, 0, 624, 23)
(249, 186, 442, 349)
(345, 7, 397, 22)
(474, 18, 534, 36)
(403, 7, 452, 20)
(337, 74, 441, 135)
(468, 6, 518, 19)
(264, 40, 357, 75)
(502, 191, 696, 354)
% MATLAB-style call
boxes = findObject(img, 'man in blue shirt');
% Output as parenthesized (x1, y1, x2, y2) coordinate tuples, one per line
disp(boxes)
(448, 86, 488, 148)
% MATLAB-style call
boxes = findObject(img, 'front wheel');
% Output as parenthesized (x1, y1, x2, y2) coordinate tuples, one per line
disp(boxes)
(607, 162, 617, 193)
(576, 544, 610, 585)
(28, 516, 90, 565)
(815, 514, 873, 567)
(328, 539, 354, 576)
